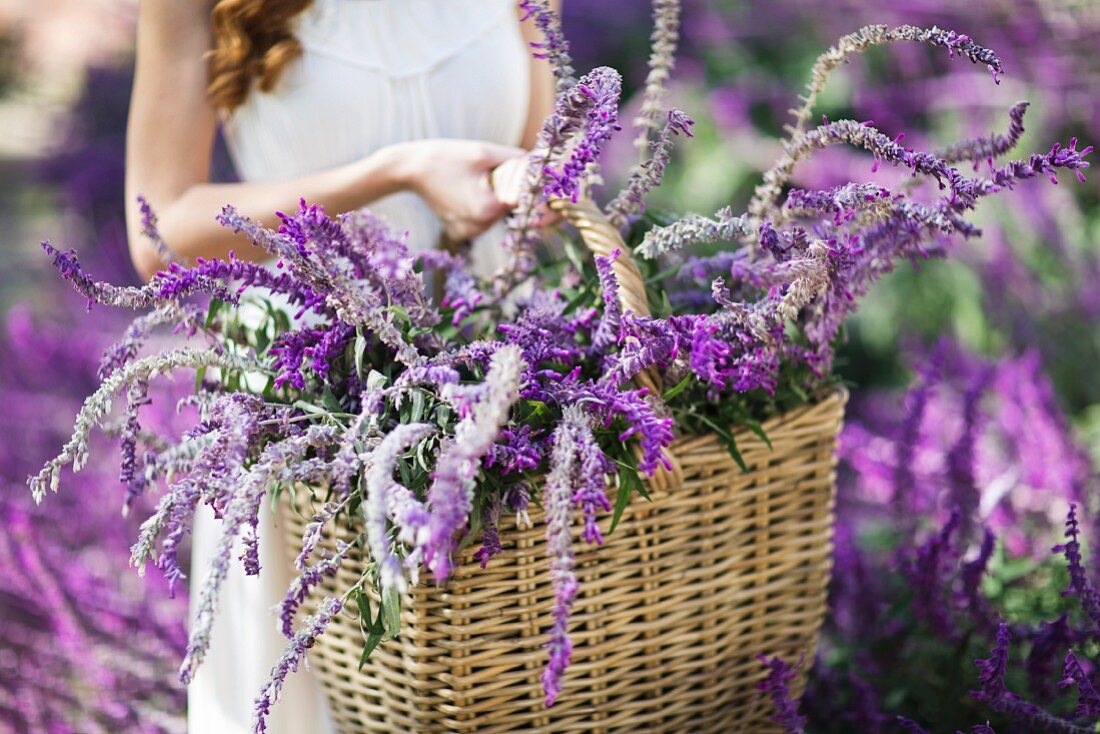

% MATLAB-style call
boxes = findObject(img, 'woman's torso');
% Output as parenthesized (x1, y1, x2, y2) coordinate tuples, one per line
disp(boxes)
(222, 0, 530, 256)
(190, 7, 531, 734)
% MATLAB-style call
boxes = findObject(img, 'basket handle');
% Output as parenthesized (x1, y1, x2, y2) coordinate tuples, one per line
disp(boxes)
(548, 198, 662, 397)
(549, 198, 683, 491)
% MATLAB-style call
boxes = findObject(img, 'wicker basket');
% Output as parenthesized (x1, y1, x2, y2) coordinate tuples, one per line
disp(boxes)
(280, 200, 847, 733)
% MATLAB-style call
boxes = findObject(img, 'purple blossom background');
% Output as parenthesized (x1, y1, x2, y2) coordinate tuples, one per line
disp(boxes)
(0, 1, 1097, 731)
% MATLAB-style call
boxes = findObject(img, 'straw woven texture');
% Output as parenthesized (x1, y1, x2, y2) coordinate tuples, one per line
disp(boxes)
(280, 199, 847, 733)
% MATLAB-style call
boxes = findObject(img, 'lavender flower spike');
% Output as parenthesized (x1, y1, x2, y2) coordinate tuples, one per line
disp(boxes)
(755, 654, 807, 733)
(1059, 651, 1100, 720)
(971, 623, 1093, 733)
(29, 348, 256, 502)
(278, 541, 351, 638)
(542, 68, 624, 204)
(136, 195, 183, 266)
(364, 423, 436, 595)
(253, 596, 343, 734)
(518, 0, 575, 94)
(636, 206, 752, 259)
(181, 426, 330, 683)
(1053, 503, 1100, 630)
(41, 241, 168, 311)
(937, 101, 1030, 166)
(496, 67, 623, 291)
(423, 345, 525, 582)
(783, 24, 1004, 145)
(541, 407, 582, 706)
(608, 109, 695, 229)
(632, 0, 682, 158)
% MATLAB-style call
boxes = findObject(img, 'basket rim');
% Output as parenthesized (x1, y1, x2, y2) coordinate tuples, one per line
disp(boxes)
(663, 382, 847, 456)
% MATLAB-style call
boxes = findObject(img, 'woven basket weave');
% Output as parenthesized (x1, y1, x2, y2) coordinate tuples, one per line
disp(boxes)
(281, 200, 847, 733)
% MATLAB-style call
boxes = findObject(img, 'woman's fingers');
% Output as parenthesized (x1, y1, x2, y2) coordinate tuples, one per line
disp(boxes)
(490, 156, 564, 229)
(478, 143, 527, 169)
(490, 157, 527, 207)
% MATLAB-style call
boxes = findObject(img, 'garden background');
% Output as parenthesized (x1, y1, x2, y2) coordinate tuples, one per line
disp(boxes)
(0, 1, 1097, 732)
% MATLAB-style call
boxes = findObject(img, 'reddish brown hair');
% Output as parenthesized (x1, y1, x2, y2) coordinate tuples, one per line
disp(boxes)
(206, 0, 314, 111)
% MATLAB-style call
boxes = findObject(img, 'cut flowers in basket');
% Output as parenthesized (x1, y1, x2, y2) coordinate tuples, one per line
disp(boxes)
(28, 0, 1090, 730)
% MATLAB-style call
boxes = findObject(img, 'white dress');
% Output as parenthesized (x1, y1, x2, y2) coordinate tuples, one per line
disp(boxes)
(189, 2, 529, 732)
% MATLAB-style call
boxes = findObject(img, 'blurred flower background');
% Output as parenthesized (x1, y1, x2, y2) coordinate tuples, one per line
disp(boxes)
(0, 1, 1096, 732)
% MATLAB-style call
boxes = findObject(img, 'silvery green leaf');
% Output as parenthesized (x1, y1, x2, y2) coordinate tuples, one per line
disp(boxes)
(366, 370, 389, 392)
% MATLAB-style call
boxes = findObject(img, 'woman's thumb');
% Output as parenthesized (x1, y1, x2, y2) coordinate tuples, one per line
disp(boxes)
(480, 144, 528, 168)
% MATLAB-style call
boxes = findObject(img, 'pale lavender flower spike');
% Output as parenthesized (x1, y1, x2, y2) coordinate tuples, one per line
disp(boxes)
(423, 345, 526, 582)
(364, 423, 436, 595)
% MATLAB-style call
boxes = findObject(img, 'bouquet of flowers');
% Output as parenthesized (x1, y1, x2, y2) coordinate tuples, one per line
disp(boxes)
(29, 1, 1090, 730)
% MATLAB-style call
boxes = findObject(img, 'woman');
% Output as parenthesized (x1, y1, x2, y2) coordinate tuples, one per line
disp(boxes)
(124, 1, 556, 731)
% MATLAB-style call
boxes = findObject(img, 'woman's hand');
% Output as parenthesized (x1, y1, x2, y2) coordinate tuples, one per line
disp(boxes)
(395, 139, 525, 241)
(490, 155, 563, 229)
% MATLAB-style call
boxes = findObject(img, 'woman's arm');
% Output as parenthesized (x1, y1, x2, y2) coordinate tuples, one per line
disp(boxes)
(126, 0, 521, 280)
(517, 0, 561, 150)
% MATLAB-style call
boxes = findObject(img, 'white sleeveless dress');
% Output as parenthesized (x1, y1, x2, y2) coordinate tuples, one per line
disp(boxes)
(188, 3, 529, 732)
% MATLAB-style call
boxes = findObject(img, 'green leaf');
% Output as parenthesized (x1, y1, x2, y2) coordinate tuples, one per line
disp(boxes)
(356, 589, 371, 634)
(321, 386, 342, 414)
(562, 235, 589, 275)
(745, 418, 773, 450)
(434, 404, 454, 431)
(388, 304, 410, 325)
(409, 390, 426, 423)
(356, 591, 386, 670)
(662, 374, 693, 401)
(382, 587, 402, 640)
(354, 329, 367, 380)
(722, 430, 749, 473)
(657, 290, 674, 318)
(254, 328, 270, 354)
(365, 370, 389, 392)
(520, 400, 550, 422)
(204, 299, 224, 330)
(644, 263, 682, 285)
(416, 439, 435, 474)
(610, 460, 643, 534)
(292, 400, 328, 416)
(563, 287, 591, 315)
(397, 458, 414, 487)
(690, 413, 750, 473)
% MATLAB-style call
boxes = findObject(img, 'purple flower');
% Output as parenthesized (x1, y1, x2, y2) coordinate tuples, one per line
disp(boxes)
(472, 497, 503, 569)
(1059, 652, 1100, 720)
(971, 624, 1093, 733)
(630, 0, 683, 156)
(542, 68, 624, 203)
(589, 249, 623, 355)
(756, 654, 807, 734)
(253, 596, 343, 734)
(569, 414, 613, 545)
(607, 109, 695, 228)
(422, 346, 525, 582)
(904, 510, 961, 635)
(518, 0, 575, 94)
(485, 425, 542, 476)
(136, 195, 182, 266)
(1053, 504, 1100, 631)
(540, 407, 583, 706)
(365, 423, 436, 595)
(278, 541, 350, 638)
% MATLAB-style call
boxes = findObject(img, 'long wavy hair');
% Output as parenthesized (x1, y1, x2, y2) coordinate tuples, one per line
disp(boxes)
(206, 0, 314, 111)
